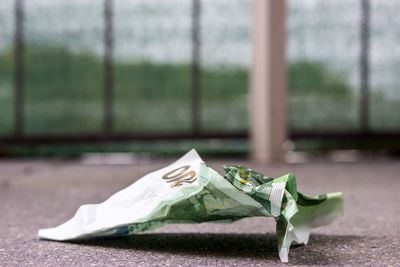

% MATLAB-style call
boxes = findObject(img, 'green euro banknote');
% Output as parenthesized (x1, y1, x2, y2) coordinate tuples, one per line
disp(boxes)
(38, 149, 343, 262)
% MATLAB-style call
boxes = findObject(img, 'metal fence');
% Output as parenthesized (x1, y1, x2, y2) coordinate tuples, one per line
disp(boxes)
(288, 0, 400, 144)
(0, 0, 399, 146)
(3, 0, 242, 144)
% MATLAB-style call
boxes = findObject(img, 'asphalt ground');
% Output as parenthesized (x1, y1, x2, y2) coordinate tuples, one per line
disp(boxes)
(0, 157, 399, 266)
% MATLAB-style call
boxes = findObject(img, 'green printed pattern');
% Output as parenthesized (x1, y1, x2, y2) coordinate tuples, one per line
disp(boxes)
(38, 156, 343, 263)
(223, 165, 343, 262)
(106, 165, 343, 263)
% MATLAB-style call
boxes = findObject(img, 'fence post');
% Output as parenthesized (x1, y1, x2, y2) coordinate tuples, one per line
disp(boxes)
(104, 0, 114, 134)
(250, 0, 287, 163)
(14, 0, 25, 137)
(360, 0, 370, 132)
(191, 0, 201, 134)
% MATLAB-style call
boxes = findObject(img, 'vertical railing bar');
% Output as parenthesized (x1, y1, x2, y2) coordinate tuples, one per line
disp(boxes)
(360, 0, 370, 132)
(104, 0, 114, 135)
(191, 0, 201, 134)
(14, 0, 25, 137)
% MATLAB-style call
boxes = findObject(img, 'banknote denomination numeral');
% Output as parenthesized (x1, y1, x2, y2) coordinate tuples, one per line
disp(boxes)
(162, 165, 196, 188)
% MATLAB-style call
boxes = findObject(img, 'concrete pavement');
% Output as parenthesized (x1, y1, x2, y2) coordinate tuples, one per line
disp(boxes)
(0, 157, 399, 266)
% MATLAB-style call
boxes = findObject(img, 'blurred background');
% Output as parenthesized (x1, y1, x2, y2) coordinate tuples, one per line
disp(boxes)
(1, 0, 400, 159)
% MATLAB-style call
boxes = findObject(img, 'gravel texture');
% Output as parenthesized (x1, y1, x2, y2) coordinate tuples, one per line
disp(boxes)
(0, 157, 399, 266)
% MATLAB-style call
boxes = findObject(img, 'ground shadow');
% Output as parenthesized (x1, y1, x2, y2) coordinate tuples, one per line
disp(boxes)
(70, 232, 363, 265)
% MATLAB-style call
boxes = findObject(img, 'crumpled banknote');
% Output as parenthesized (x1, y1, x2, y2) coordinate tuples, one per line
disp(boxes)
(38, 149, 343, 262)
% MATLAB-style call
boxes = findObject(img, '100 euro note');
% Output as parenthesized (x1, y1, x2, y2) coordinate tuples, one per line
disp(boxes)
(38, 149, 343, 262)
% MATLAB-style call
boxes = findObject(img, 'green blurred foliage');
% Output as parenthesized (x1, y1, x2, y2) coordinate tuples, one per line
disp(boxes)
(0, 44, 250, 155)
(289, 60, 352, 97)
(2, 46, 399, 156)
(0, 48, 14, 136)
(0, 46, 250, 134)
(288, 60, 358, 130)
(25, 46, 102, 101)
(0, 46, 356, 136)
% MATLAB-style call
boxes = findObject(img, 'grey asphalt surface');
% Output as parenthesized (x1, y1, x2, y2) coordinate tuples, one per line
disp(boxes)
(0, 156, 399, 266)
